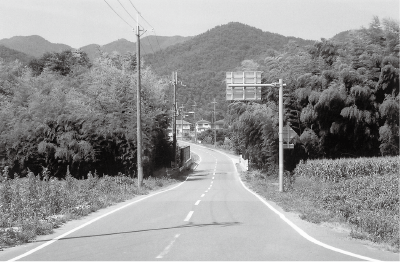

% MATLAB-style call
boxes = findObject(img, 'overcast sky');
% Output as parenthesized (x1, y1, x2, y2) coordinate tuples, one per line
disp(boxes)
(0, 0, 398, 48)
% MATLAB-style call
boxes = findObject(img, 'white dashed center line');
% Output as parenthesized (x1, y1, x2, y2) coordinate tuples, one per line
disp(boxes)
(195, 200, 201, 205)
(201, 194, 205, 197)
(184, 211, 194, 222)
(156, 234, 181, 259)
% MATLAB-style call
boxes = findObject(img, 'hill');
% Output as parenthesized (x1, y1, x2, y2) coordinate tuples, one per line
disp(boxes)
(0, 35, 72, 58)
(80, 35, 192, 61)
(0, 45, 34, 64)
(143, 22, 314, 119)
(330, 29, 361, 43)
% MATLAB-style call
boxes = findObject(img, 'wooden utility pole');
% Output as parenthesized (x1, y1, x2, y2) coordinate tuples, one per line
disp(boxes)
(211, 98, 217, 147)
(192, 102, 197, 143)
(180, 105, 185, 139)
(172, 72, 177, 167)
(136, 15, 144, 188)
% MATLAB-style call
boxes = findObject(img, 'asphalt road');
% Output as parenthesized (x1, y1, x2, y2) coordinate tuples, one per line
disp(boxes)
(0, 142, 398, 261)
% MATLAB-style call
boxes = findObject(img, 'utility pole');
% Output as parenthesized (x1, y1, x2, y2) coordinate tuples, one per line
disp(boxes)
(211, 98, 217, 147)
(180, 105, 185, 139)
(192, 102, 197, 143)
(171, 72, 185, 167)
(172, 72, 177, 168)
(135, 15, 144, 188)
(278, 79, 284, 192)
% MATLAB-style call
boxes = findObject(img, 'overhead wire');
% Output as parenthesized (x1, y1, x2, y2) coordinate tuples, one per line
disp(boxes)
(117, 0, 138, 25)
(105, 0, 171, 78)
(103, 0, 133, 28)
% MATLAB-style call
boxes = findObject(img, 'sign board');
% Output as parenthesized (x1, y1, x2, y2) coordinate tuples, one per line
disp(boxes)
(226, 71, 262, 85)
(282, 124, 297, 150)
(226, 86, 262, 100)
(282, 124, 298, 143)
(226, 71, 262, 101)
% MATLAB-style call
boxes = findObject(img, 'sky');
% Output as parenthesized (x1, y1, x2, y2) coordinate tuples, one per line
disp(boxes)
(0, 0, 399, 48)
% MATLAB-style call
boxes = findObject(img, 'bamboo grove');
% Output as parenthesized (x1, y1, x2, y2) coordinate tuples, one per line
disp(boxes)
(226, 17, 399, 170)
(0, 50, 174, 179)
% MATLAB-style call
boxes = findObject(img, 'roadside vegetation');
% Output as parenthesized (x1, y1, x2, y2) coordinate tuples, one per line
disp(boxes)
(0, 166, 188, 249)
(240, 156, 399, 252)
(0, 49, 174, 179)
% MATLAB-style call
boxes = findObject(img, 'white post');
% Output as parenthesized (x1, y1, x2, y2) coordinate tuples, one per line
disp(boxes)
(279, 79, 284, 192)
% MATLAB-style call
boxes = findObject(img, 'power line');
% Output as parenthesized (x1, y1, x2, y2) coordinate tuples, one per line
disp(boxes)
(117, 0, 138, 25)
(124, 0, 171, 76)
(103, 0, 133, 28)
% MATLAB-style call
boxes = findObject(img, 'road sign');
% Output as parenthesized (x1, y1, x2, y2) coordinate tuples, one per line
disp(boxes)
(282, 124, 297, 143)
(226, 71, 262, 84)
(226, 72, 263, 101)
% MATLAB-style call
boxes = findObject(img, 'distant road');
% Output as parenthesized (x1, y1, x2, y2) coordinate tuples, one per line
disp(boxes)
(0, 142, 398, 261)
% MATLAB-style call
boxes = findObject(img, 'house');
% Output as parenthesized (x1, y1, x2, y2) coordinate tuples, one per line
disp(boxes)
(176, 120, 191, 136)
(213, 119, 225, 130)
(196, 119, 211, 133)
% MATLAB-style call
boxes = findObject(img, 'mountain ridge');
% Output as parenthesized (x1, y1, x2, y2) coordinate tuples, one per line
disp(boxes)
(0, 34, 192, 60)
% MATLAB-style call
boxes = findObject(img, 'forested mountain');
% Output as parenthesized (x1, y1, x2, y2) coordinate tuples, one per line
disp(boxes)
(0, 45, 34, 64)
(0, 35, 71, 58)
(143, 22, 315, 121)
(80, 35, 192, 60)
(0, 35, 192, 61)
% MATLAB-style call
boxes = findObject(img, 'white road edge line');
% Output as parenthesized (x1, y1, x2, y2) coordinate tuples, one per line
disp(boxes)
(212, 149, 381, 262)
(8, 170, 197, 261)
(195, 200, 201, 205)
(156, 234, 180, 259)
(184, 211, 194, 222)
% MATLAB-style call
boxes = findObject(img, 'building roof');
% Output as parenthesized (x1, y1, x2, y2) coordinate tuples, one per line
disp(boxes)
(176, 120, 191, 125)
(196, 119, 211, 124)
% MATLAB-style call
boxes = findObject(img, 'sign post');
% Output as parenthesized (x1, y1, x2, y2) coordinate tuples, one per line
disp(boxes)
(225, 72, 296, 192)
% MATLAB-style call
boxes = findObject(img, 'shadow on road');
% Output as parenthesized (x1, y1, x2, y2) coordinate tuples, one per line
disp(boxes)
(30, 222, 242, 243)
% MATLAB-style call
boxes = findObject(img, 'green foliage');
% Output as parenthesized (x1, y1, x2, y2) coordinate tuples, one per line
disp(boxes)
(28, 49, 91, 76)
(197, 129, 229, 144)
(0, 49, 173, 178)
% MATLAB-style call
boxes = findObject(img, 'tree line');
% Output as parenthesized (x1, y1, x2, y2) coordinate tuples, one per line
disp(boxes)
(0, 49, 174, 179)
(226, 17, 399, 170)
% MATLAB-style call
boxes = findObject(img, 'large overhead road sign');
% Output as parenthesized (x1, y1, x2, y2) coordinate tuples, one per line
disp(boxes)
(226, 71, 263, 101)
(226, 71, 262, 85)
(226, 86, 262, 100)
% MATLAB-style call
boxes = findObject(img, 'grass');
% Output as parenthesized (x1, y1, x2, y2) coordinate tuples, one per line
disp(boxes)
(239, 162, 399, 253)
(0, 168, 188, 249)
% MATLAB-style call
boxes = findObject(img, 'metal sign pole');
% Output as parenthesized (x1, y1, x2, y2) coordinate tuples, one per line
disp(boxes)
(278, 79, 284, 192)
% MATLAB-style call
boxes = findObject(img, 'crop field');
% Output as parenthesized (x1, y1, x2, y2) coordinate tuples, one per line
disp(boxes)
(293, 156, 399, 249)
(0, 169, 182, 248)
(241, 156, 400, 251)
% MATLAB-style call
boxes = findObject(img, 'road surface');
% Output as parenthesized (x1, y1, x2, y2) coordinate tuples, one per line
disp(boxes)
(0, 142, 398, 261)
